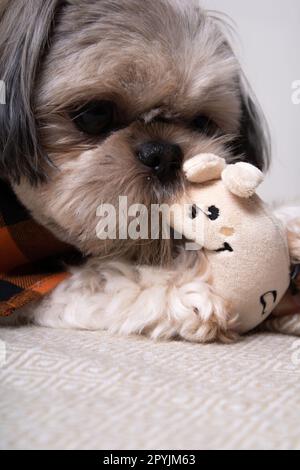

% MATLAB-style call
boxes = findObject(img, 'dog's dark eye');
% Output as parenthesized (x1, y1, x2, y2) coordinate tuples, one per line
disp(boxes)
(71, 101, 116, 136)
(207, 205, 220, 220)
(192, 115, 218, 136)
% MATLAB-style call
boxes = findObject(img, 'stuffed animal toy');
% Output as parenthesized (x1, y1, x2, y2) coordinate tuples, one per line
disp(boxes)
(170, 154, 291, 334)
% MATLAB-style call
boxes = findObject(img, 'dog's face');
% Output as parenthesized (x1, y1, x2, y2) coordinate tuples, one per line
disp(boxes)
(0, 0, 270, 265)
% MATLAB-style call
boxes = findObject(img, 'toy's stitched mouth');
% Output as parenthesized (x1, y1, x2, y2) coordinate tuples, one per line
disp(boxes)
(215, 242, 233, 253)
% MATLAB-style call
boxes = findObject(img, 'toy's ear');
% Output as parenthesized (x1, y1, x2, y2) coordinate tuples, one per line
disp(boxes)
(184, 154, 226, 183)
(222, 162, 264, 198)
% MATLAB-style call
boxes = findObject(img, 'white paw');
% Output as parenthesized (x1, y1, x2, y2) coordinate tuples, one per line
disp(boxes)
(150, 280, 238, 343)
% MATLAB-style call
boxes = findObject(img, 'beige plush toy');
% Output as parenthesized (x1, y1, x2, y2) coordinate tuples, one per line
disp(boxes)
(171, 154, 291, 334)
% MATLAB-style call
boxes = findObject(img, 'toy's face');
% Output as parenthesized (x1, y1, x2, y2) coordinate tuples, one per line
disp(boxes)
(171, 180, 260, 253)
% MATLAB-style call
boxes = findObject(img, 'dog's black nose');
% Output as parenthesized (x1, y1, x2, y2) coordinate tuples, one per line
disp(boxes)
(137, 141, 183, 182)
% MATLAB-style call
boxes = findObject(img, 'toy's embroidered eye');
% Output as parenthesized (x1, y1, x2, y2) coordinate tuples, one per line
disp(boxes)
(190, 204, 220, 221)
(207, 205, 220, 221)
(190, 205, 200, 220)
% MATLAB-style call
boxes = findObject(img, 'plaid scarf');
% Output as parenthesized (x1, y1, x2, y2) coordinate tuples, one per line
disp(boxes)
(0, 181, 77, 317)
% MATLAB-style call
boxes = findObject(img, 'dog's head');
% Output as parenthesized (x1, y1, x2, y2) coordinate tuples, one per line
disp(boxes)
(0, 0, 270, 264)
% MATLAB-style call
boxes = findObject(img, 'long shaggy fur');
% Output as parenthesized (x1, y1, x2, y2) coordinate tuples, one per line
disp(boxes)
(0, 0, 64, 183)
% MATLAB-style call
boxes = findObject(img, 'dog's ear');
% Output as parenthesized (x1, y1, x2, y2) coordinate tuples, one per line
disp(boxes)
(232, 76, 271, 172)
(0, 0, 68, 184)
(207, 12, 271, 173)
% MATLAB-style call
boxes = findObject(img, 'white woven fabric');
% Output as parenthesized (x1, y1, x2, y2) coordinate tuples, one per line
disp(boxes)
(1, 326, 300, 450)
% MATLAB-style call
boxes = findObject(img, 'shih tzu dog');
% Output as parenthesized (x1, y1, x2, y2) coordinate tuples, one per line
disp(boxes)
(1, 0, 299, 342)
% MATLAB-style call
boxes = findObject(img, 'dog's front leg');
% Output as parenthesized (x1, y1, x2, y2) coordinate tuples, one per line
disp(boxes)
(15, 255, 236, 343)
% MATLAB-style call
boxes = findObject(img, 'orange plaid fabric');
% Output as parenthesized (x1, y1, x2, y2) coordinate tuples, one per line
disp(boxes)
(0, 181, 77, 317)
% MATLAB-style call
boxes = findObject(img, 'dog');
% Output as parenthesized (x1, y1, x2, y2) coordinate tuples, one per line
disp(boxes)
(1, 0, 299, 342)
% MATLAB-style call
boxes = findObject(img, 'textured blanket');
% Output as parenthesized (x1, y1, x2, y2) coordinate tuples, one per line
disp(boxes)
(1, 327, 300, 450)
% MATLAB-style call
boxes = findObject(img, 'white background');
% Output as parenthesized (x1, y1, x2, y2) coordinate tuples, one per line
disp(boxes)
(202, 0, 300, 202)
